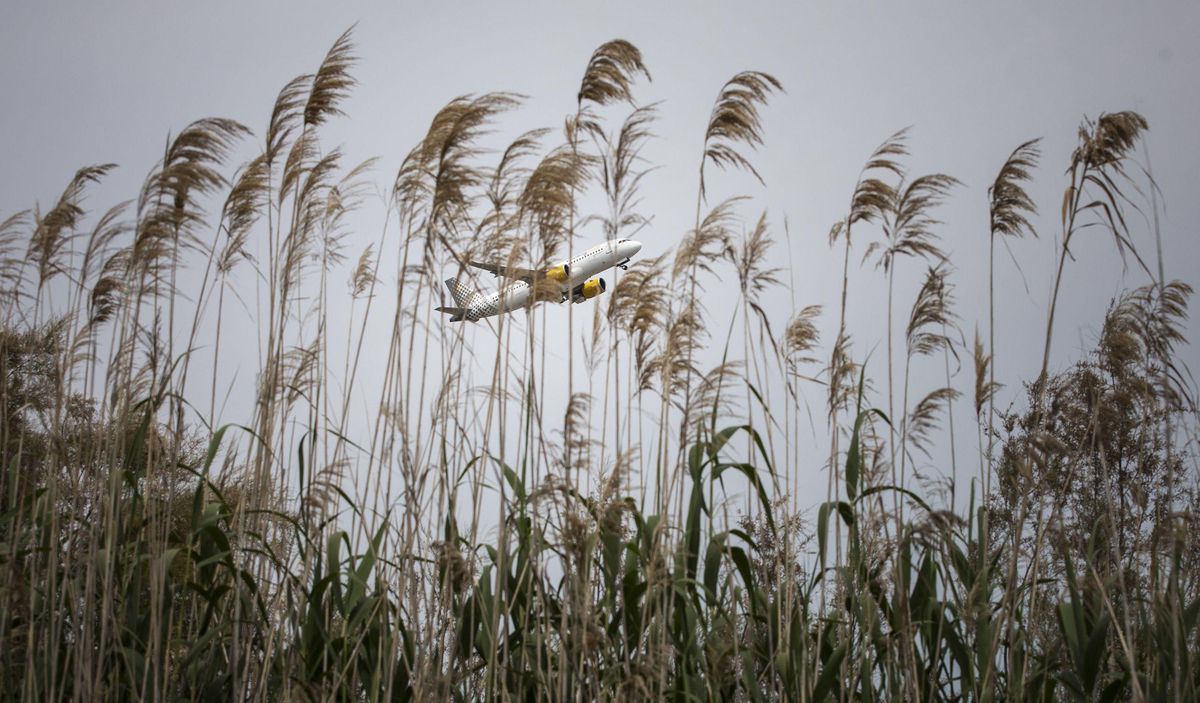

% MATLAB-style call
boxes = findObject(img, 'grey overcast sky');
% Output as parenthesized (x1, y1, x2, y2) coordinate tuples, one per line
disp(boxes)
(2, 2, 1198, 504)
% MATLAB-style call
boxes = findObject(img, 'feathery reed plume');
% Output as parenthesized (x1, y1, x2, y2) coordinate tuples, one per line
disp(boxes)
(560, 392, 594, 470)
(1104, 280, 1195, 410)
(609, 255, 669, 396)
(826, 332, 858, 417)
(972, 329, 1000, 418)
(609, 255, 668, 337)
(699, 71, 783, 199)
(732, 211, 782, 302)
(586, 302, 607, 374)
(1064, 111, 1150, 272)
(0, 210, 31, 301)
(971, 326, 1001, 483)
(268, 74, 311, 161)
(396, 93, 521, 245)
(868, 173, 960, 271)
(304, 455, 351, 515)
(673, 197, 743, 281)
(277, 340, 322, 408)
(519, 143, 592, 263)
(218, 152, 271, 273)
(1074, 110, 1148, 170)
(281, 130, 321, 200)
(132, 118, 248, 287)
(89, 251, 128, 325)
(577, 39, 651, 108)
(989, 139, 1041, 241)
(304, 26, 357, 128)
(847, 128, 908, 231)
(684, 361, 744, 432)
(350, 243, 377, 298)
(129, 312, 165, 398)
(826, 220, 844, 247)
(784, 305, 823, 368)
(644, 300, 704, 399)
(906, 264, 955, 359)
(906, 386, 961, 459)
(29, 164, 116, 290)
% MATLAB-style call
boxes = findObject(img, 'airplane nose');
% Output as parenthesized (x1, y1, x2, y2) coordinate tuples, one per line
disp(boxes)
(625, 240, 643, 257)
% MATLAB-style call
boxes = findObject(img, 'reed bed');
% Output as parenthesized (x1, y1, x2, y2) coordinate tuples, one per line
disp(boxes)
(1, 31, 1197, 702)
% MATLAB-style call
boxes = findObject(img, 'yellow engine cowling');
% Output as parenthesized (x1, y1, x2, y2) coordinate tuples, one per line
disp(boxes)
(581, 277, 607, 299)
(545, 264, 570, 283)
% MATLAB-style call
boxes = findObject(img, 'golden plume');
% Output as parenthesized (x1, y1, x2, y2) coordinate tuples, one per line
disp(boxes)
(989, 138, 1041, 240)
(699, 71, 782, 199)
(304, 26, 357, 128)
(577, 39, 651, 108)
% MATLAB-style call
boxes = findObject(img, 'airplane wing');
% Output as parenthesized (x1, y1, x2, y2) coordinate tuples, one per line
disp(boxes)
(467, 261, 539, 283)
(465, 260, 572, 286)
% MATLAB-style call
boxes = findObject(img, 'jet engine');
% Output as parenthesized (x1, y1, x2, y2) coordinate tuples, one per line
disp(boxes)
(573, 277, 607, 303)
(545, 264, 571, 282)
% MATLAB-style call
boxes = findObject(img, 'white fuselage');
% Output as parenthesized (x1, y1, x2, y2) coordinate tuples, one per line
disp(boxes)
(464, 239, 642, 321)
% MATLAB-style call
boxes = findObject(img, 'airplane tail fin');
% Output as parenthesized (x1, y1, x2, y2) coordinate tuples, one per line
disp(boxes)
(436, 306, 467, 322)
(441, 278, 480, 322)
(444, 278, 478, 307)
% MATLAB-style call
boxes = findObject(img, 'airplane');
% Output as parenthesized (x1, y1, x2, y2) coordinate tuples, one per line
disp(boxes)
(437, 238, 643, 322)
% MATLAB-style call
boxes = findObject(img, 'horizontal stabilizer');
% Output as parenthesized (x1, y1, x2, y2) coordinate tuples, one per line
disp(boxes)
(436, 306, 467, 322)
